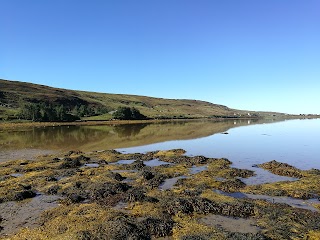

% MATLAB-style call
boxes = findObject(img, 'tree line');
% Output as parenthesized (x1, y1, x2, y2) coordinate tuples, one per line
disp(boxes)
(18, 103, 109, 122)
(18, 103, 147, 122)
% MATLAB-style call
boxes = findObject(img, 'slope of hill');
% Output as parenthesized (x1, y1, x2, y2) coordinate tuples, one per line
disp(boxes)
(0, 79, 260, 120)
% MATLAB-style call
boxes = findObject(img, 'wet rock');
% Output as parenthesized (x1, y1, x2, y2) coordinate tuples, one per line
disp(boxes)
(13, 190, 36, 201)
(225, 168, 255, 178)
(141, 171, 155, 180)
(140, 217, 174, 237)
(125, 189, 158, 203)
(163, 196, 254, 218)
(67, 194, 85, 203)
(98, 159, 108, 165)
(105, 217, 151, 240)
(47, 185, 60, 195)
(46, 176, 58, 182)
(75, 155, 90, 162)
(89, 182, 130, 202)
(59, 157, 82, 169)
(125, 160, 146, 170)
(219, 179, 246, 192)
(192, 156, 209, 164)
(130, 152, 155, 161)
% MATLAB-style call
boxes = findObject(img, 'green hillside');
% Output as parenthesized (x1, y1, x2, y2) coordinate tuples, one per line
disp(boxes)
(0, 79, 265, 121)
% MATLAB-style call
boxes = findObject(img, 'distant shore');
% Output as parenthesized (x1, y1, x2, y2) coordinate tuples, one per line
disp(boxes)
(0, 117, 266, 130)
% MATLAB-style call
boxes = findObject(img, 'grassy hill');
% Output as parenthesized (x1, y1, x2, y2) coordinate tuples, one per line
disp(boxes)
(0, 79, 279, 121)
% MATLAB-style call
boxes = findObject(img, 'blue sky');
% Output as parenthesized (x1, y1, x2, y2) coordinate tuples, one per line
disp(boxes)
(1, 0, 319, 114)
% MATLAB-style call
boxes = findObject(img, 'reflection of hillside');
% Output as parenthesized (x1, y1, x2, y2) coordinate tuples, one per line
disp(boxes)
(0, 119, 267, 152)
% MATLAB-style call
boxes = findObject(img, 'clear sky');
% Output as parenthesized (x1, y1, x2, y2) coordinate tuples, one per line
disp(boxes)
(1, 0, 319, 114)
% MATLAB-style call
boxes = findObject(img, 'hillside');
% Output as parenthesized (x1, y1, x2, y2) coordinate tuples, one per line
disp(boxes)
(0, 79, 262, 121)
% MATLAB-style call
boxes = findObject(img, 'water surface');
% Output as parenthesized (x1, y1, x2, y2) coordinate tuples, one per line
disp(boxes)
(1, 119, 319, 173)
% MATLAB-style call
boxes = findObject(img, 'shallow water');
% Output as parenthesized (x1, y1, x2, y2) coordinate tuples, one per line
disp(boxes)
(112, 159, 136, 165)
(190, 165, 208, 174)
(0, 195, 61, 237)
(214, 190, 320, 212)
(200, 214, 260, 234)
(82, 163, 100, 168)
(159, 176, 187, 190)
(1, 119, 320, 185)
(144, 159, 171, 167)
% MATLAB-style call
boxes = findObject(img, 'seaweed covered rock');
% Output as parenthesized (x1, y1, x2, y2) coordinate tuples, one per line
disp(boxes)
(219, 179, 247, 192)
(125, 160, 146, 170)
(47, 185, 60, 195)
(141, 171, 155, 180)
(59, 157, 82, 169)
(13, 189, 37, 201)
(104, 217, 150, 240)
(89, 182, 130, 203)
(125, 188, 158, 203)
(74, 155, 90, 162)
(224, 168, 255, 178)
(255, 201, 320, 239)
(107, 172, 126, 181)
(140, 217, 174, 237)
(163, 196, 254, 218)
(258, 160, 303, 178)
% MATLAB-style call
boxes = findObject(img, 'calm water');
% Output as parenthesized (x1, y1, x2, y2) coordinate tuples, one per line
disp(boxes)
(1, 119, 319, 173)
(120, 119, 320, 171)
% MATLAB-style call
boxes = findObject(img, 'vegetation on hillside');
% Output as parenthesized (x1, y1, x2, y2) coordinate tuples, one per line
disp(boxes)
(113, 107, 147, 120)
(1, 78, 308, 122)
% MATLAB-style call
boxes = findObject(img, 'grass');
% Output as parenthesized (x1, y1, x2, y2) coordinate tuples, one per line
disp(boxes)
(2, 78, 305, 122)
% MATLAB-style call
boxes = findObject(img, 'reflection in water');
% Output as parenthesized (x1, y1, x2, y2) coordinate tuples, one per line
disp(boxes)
(113, 124, 148, 137)
(0, 119, 262, 160)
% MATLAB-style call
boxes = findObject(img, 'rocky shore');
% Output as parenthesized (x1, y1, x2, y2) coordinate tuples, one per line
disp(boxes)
(0, 149, 320, 239)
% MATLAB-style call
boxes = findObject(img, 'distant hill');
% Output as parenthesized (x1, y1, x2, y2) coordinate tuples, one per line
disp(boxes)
(0, 79, 279, 121)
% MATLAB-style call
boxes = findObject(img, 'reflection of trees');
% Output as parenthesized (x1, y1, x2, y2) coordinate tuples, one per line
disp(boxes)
(0, 119, 278, 152)
(0, 126, 115, 150)
(113, 124, 148, 138)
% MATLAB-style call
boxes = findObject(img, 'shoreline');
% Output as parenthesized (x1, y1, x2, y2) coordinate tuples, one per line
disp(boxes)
(0, 117, 261, 130)
(0, 149, 319, 239)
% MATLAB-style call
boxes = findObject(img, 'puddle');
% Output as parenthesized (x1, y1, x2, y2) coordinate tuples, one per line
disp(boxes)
(144, 159, 171, 167)
(0, 195, 61, 237)
(112, 160, 136, 165)
(82, 163, 100, 168)
(189, 165, 207, 174)
(241, 167, 298, 185)
(200, 214, 260, 234)
(215, 177, 226, 181)
(159, 176, 187, 190)
(9, 173, 24, 178)
(214, 190, 320, 212)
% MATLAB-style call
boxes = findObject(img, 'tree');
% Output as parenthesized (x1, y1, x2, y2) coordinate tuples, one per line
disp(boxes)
(113, 107, 146, 120)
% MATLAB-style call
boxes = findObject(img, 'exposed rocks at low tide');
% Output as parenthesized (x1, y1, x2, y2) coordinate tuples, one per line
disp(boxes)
(0, 149, 319, 239)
